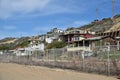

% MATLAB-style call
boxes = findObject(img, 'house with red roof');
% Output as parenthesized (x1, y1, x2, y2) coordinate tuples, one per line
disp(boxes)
(60, 29, 95, 52)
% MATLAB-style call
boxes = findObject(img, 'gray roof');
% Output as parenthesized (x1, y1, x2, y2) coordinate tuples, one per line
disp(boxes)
(85, 36, 109, 41)
(115, 37, 120, 40)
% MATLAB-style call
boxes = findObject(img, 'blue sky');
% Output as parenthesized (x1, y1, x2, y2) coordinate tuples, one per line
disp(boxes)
(0, 0, 120, 39)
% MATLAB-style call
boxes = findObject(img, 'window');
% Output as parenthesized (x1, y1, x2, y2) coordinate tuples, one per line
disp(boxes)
(74, 37, 79, 41)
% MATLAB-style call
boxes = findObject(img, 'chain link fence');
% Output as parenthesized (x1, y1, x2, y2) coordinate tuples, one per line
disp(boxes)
(0, 45, 120, 76)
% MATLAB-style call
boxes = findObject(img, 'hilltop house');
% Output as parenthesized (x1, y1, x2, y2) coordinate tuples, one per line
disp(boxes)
(85, 36, 120, 51)
(14, 36, 45, 56)
(65, 34, 120, 52)
(27, 36, 45, 51)
(14, 48, 26, 56)
(60, 29, 95, 52)
(39, 28, 64, 44)
(39, 34, 46, 42)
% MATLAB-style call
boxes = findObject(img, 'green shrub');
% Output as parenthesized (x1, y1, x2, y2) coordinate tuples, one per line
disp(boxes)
(46, 41, 67, 49)
(20, 41, 30, 48)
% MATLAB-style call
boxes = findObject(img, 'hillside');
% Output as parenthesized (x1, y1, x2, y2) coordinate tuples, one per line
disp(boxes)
(0, 14, 120, 50)
(79, 14, 120, 33)
(0, 37, 30, 50)
(0, 38, 17, 44)
(106, 15, 120, 32)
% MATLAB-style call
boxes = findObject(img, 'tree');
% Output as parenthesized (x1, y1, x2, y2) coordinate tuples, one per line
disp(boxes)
(19, 41, 30, 48)
(0, 46, 9, 50)
(66, 27, 75, 31)
(46, 41, 67, 49)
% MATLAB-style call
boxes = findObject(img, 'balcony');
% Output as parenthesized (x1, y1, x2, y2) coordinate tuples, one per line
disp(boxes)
(67, 46, 91, 52)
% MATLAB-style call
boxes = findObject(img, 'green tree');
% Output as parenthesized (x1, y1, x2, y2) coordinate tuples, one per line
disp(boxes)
(20, 41, 30, 48)
(66, 27, 75, 31)
(46, 41, 67, 49)
(0, 46, 9, 50)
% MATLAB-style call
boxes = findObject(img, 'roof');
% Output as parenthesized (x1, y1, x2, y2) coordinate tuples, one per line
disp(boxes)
(114, 37, 120, 40)
(85, 36, 111, 41)
(83, 34, 95, 39)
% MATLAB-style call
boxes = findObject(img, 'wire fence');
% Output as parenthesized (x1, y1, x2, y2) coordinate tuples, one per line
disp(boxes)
(0, 45, 120, 76)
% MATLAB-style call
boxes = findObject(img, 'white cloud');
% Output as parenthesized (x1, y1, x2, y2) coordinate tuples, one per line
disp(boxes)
(11, 0, 50, 12)
(0, 0, 86, 19)
(0, 0, 115, 19)
(0, 0, 51, 19)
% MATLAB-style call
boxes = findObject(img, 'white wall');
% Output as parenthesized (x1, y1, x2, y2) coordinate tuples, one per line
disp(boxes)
(45, 38, 53, 43)
(0, 51, 3, 55)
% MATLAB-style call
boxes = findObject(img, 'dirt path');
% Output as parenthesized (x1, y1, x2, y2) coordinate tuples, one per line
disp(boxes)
(0, 63, 118, 80)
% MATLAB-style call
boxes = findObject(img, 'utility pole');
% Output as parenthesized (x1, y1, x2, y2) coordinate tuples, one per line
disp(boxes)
(112, 0, 114, 18)
(96, 7, 99, 20)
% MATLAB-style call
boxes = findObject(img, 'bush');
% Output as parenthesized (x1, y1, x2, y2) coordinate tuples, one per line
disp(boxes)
(114, 14, 120, 18)
(46, 41, 67, 49)
(19, 41, 30, 48)
(0, 46, 9, 50)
